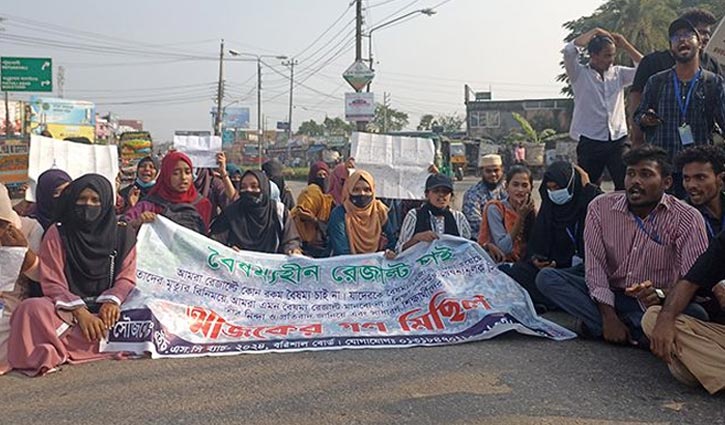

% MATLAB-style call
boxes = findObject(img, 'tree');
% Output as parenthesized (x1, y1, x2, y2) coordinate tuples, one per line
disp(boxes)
(322, 117, 354, 136)
(417, 114, 435, 131)
(436, 113, 465, 132)
(369, 104, 409, 133)
(296, 119, 324, 136)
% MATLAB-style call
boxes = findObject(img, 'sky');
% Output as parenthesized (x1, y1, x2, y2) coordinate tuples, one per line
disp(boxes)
(1, 0, 606, 141)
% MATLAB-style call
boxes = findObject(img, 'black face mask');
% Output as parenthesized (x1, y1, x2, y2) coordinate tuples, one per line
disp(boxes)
(311, 177, 329, 192)
(427, 204, 449, 216)
(73, 205, 102, 224)
(350, 194, 373, 208)
(239, 190, 263, 207)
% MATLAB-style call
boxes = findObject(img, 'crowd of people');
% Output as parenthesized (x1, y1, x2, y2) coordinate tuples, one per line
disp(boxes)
(0, 8, 722, 396)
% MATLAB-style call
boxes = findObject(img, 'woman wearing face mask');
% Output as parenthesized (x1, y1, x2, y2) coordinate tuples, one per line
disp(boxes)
(124, 152, 212, 235)
(503, 162, 601, 312)
(119, 156, 158, 213)
(327, 170, 396, 257)
(27, 169, 72, 230)
(6, 174, 137, 376)
(478, 165, 536, 263)
(210, 170, 302, 255)
(291, 162, 334, 258)
(262, 159, 296, 211)
(396, 174, 471, 254)
(225, 163, 244, 192)
(328, 161, 352, 206)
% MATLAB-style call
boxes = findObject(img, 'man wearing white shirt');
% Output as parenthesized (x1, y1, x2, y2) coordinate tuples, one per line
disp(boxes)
(563, 28, 643, 190)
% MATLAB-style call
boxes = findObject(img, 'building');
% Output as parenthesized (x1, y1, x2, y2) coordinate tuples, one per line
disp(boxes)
(465, 87, 573, 142)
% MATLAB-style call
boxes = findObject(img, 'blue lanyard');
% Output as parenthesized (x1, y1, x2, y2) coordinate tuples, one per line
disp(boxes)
(633, 212, 662, 245)
(672, 69, 701, 124)
(565, 222, 578, 247)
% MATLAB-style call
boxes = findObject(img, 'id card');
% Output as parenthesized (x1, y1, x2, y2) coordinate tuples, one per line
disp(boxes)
(678, 124, 694, 146)
(571, 255, 583, 267)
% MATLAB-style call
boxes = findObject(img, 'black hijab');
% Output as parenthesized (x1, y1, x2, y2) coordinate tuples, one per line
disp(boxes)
(56, 174, 136, 298)
(527, 162, 602, 266)
(262, 159, 286, 194)
(210, 170, 282, 253)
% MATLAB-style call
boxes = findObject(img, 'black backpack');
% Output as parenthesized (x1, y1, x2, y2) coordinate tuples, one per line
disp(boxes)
(146, 194, 207, 234)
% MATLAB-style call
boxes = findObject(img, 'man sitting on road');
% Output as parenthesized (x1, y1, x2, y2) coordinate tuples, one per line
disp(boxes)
(675, 145, 725, 240)
(463, 154, 506, 239)
(645, 233, 725, 394)
(539, 145, 709, 346)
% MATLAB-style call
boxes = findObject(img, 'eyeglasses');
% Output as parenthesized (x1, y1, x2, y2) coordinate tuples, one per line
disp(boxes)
(670, 31, 698, 43)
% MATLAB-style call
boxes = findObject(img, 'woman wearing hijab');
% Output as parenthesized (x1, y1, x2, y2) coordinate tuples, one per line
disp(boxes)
(262, 159, 295, 211)
(396, 174, 471, 254)
(291, 162, 334, 258)
(27, 169, 72, 230)
(194, 152, 237, 221)
(226, 163, 244, 192)
(327, 170, 396, 257)
(503, 161, 602, 312)
(328, 162, 351, 206)
(210, 170, 302, 255)
(478, 165, 536, 263)
(124, 151, 212, 234)
(118, 156, 158, 213)
(6, 174, 137, 376)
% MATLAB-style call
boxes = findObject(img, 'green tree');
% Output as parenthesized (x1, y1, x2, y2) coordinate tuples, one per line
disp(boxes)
(322, 117, 354, 136)
(417, 114, 435, 131)
(436, 113, 465, 132)
(297, 119, 324, 136)
(369, 104, 409, 133)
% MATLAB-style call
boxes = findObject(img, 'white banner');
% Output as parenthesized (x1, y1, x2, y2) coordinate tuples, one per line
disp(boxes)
(101, 217, 574, 358)
(172, 135, 222, 168)
(26, 135, 119, 202)
(705, 18, 725, 66)
(350, 132, 434, 200)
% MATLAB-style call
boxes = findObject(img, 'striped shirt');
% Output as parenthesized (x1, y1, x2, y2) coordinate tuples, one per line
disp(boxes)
(396, 208, 471, 254)
(583, 192, 708, 307)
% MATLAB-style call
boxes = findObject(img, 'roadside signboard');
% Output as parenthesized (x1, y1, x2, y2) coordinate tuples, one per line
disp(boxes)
(342, 60, 375, 92)
(345, 92, 375, 122)
(1, 57, 53, 92)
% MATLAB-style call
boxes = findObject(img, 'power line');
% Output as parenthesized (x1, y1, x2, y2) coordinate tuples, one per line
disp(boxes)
(293, 3, 354, 58)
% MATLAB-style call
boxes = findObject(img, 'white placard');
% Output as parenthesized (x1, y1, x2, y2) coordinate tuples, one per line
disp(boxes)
(26, 135, 119, 202)
(350, 132, 435, 199)
(173, 135, 222, 168)
(0, 247, 27, 293)
(704, 18, 725, 66)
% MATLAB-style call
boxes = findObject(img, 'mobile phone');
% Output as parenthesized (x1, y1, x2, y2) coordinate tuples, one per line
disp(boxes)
(644, 110, 663, 122)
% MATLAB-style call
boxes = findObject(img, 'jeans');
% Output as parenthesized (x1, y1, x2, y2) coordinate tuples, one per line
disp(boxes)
(577, 135, 627, 190)
(536, 265, 709, 345)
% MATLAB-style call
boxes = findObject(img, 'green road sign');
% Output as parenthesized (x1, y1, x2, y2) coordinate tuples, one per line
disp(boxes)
(1, 57, 53, 92)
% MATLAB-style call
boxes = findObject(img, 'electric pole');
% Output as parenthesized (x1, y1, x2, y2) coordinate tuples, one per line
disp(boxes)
(282, 59, 298, 145)
(355, 0, 366, 132)
(257, 58, 263, 166)
(383, 92, 390, 133)
(215, 39, 225, 136)
(57, 66, 65, 99)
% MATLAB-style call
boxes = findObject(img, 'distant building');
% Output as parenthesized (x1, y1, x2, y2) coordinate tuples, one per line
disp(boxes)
(465, 86, 573, 142)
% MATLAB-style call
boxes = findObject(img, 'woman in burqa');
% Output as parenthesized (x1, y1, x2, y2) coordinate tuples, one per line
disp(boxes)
(210, 170, 301, 255)
(6, 174, 137, 376)
(262, 159, 295, 211)
(28, 169, 72, 230)
(503, 161, 601, 312)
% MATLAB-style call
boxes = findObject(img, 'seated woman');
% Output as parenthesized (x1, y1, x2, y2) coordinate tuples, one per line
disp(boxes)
(210, 170, 302, 255)
(6, 174, 137, 376)
(478, 165, 536, 263)
(503, 161, 602, 311)
(124, 151, 212, 235)
(328, 170, 396, 257)
(118, 156, 158, 214)
(396, 174, 471, 253)
(291, 162, 334, 258)
(27, 169, 72, 230)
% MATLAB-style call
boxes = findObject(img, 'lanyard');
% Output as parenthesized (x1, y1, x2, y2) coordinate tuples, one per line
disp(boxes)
(704, 214, 725, 238)
(672, 69, 701, 124)
(565, 222, 578, 247)
(633, 212, 662, 245)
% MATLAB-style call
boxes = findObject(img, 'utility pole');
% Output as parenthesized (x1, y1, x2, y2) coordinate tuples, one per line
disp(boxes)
(215, 39, 225, 136)
(282, 58, 298, 145)
(4, 92, 10, 136)
(383, 92, 390, 133)
(57, 66, 65, 99)
(355, 0, 366, 132)
(257, 57, 263, 167)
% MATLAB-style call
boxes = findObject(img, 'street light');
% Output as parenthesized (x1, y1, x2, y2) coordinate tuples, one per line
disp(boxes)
(228, 50, 288, 167)
(366, 8, 436, 91)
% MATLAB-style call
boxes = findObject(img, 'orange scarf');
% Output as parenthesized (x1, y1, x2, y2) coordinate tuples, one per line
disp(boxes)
(342, 170, 389, 254)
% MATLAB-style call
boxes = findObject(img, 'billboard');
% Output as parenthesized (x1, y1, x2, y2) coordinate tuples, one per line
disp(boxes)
(345, 92, 375, 122)
(0, 138, 29, 185)
(210, 107, 250, 129)
(28, 96, 96, 141)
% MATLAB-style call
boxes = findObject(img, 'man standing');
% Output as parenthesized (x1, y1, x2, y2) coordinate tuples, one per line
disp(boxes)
(629, 9, 722, 147)
(539, 146, 708, 346)
(563, 28, 642, 190)
(675, 145, 725, 239)
(463, 154, 506, 238)
(635, 18, 725, 199)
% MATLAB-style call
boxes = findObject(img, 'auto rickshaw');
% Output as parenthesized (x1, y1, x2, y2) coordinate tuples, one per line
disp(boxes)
(449, 141, 466, 181)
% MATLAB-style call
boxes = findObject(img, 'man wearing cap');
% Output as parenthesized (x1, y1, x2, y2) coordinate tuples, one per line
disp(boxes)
(463, 154, 506, 238)
(564, 27, 642, 191)
(396, 173, 470, 254)
(635, 17, 725, 199)
(629, 9, 722, 148)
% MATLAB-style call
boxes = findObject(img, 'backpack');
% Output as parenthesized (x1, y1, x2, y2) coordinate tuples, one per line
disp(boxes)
(146, 194, 206, 234)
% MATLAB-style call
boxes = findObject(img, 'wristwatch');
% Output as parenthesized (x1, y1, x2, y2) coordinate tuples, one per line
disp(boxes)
(655, 288, 666, 303)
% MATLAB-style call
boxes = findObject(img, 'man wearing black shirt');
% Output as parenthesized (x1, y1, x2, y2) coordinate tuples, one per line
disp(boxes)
(644, 232, 725, 394)
(629, 9, 722, 147)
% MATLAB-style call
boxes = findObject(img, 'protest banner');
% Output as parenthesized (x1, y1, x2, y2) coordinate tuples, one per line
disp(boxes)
(102, 217, 575, 358)
(172, 134, 222, 168)
(350, 132, 435, 200)
(705, 17, 725, 66)
(26, 135, 119, 202)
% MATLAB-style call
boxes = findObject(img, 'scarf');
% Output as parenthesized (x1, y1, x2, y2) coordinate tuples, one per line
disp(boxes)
(148, 151, 200, 204)
(56, 174, 136, 298)
(30, 169, 72, 230)
(308, 161, 330, 187)
(328, 163, 349, 205)
(226, 163, 243, 191)
(342, 170, 389, 254)
(414, 203, 459, 237)
(211, 170, 281, 253)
